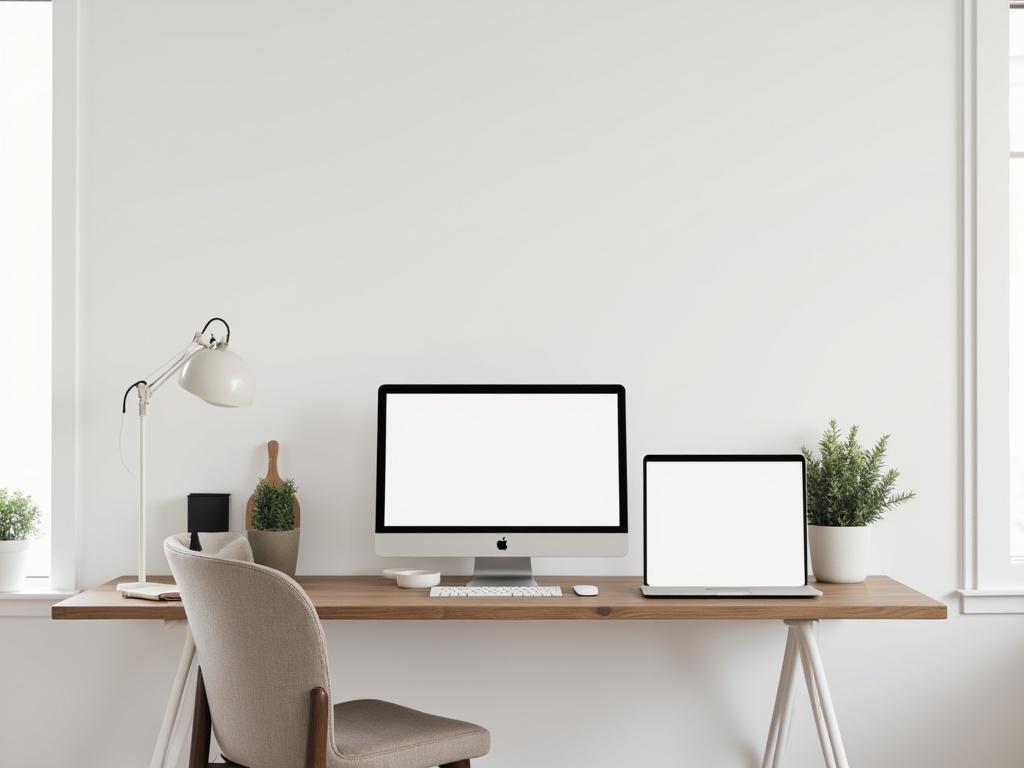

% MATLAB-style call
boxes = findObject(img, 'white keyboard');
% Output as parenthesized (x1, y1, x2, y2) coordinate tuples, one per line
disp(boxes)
(429, 586, 563, 597)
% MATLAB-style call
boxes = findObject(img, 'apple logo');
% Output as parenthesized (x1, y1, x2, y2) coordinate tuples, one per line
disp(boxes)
(496, 537, 508, 551)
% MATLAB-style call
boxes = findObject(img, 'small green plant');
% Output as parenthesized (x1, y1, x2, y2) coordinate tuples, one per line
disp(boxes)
(250, 477, 298, 532)
(802, 419, 915, 527)
(0, 488, 42, 541)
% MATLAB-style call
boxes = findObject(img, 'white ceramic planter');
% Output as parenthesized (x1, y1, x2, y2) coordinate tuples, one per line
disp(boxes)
(808, 524, 871, 584)
(247, 529, 300, 577)
(0, 539, 32, 592)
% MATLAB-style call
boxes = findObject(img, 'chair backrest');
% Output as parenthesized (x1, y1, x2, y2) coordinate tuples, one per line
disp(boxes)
(165, 533, 334, 768)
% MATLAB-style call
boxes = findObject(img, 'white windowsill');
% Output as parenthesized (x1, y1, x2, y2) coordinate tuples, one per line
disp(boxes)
(0, 578, 77, 617)
(959, 589, 1024, 614)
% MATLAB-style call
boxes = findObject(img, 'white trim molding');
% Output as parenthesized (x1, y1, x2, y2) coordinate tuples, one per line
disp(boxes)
(51, 0, 80, 593)
(959, 587, 1024, 613)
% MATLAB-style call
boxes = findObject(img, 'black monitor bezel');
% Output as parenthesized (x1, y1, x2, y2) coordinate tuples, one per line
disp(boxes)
(375, 383, 628, 534)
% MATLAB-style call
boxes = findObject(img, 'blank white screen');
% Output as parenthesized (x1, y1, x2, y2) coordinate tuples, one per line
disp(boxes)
(384, 393, 621, 528)
(645, 460, 806, 587)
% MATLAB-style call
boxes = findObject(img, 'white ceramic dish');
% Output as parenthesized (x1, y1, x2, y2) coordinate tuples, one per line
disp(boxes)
(395, 569, 441, 589)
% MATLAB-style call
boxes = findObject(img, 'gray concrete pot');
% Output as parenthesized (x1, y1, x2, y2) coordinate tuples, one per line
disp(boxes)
(247, 529, 300, 577)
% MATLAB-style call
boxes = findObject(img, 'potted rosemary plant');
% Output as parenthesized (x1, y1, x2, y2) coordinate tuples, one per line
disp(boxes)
(0, 488, 42, 592)
(802, 420, 915, 583)
(247, 477, 300, 577)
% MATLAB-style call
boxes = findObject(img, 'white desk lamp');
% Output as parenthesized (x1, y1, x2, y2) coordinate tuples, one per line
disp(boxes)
(118, 317, 254, 591)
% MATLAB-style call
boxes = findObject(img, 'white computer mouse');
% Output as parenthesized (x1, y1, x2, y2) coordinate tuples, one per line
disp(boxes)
(573, 584, 599, 596)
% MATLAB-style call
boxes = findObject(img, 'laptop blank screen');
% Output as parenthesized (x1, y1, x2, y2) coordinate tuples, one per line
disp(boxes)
(644, 456, 808, 588)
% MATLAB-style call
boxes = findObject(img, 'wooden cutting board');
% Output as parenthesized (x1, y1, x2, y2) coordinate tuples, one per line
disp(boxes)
(245, 440, 301, 529)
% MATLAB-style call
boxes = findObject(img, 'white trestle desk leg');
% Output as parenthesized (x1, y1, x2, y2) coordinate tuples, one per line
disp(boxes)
(794, 621, 838, 768)
(792, 619, 849, 768)
(763, 620, 850, 768)
(150, 623, 197, 768)
(762, 625, 801, 768)
(165, 642, 198, 768)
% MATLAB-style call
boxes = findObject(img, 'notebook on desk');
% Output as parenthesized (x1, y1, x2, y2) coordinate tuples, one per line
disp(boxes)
(641, 455, 821, 598)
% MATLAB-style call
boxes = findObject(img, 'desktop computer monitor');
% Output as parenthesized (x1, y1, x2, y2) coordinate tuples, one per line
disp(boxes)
(375, 384, 628, 586)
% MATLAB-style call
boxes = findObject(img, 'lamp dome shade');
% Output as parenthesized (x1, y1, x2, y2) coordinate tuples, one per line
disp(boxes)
(178, 344, 255, 407)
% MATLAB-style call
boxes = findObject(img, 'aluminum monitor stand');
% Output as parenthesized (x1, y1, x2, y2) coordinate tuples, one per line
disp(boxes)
(466, 557, 538, 587)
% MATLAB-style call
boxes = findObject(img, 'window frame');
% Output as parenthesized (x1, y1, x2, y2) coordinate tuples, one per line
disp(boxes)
(0, 0, 78, 615)
(2, 0, 54, 580)
(960, 0, 1024, 612)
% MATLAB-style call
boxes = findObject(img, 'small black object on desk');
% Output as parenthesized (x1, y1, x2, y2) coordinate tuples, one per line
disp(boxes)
(187, 492, 230, 534)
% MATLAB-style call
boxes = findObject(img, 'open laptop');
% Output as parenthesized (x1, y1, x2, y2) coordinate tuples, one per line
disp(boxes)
(641, 455, 821, 598)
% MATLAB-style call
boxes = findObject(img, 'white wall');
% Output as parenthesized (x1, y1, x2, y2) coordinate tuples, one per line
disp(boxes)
(3, 1, 1024, 766)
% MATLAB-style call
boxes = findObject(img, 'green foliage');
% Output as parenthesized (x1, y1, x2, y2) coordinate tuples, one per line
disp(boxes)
(0, 488, 42, 541)
(250, 477, 297, 532)
(802, 419, 915, 527)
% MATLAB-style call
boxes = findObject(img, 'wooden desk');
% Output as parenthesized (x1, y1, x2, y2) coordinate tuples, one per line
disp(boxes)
(53, 573, 945, 621)
(53, 575, 946, 768)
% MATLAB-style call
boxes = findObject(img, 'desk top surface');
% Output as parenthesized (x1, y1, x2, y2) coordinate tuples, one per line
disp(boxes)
(52, 574, 946, 621)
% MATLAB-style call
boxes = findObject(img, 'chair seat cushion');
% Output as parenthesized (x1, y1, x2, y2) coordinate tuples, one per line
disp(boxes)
(332, 699, 490, 768)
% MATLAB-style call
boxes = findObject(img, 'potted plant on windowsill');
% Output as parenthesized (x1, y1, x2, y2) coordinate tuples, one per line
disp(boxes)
(247, 476, 300, 577)
(802, 419, 915, 583)
(0, 488, 42, 592)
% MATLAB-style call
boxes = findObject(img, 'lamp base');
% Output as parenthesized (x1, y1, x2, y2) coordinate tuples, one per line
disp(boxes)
(117, 579, 167, 592)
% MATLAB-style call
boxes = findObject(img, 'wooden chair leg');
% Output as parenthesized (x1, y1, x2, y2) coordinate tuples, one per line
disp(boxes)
(440, 761, 471, 768)
(305, 686, 331, 768)
(189, 667, 213, 768)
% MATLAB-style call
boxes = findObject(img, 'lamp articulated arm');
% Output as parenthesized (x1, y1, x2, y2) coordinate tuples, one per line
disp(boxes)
(117, 318, 253, 592)
(121, 318, 235, 416)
